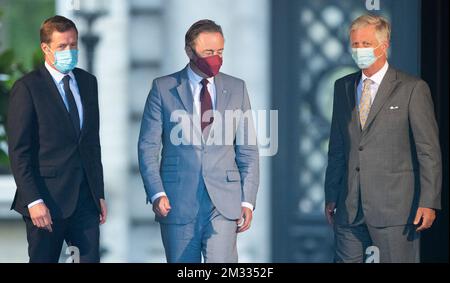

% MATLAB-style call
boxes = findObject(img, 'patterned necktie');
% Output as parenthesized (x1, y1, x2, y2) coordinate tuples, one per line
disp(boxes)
(62, 75, 81, 137)
(200, 78, 213, 133)
(359, 78, 373, 129)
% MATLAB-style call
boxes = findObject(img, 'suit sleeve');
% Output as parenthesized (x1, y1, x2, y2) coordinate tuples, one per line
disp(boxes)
(324, 81, 346, 204)
(92, 77, 105, 199)
(409, 80, 442, 209)
(7, 80, 41, 205)
(138, 79, 165, 203)
(235, 81, 260, 208)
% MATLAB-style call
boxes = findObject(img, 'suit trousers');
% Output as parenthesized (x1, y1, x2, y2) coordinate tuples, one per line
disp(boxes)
(160, 179, 238, 263)
(333, 196, 420, 263)
(23, 177, 100, 263)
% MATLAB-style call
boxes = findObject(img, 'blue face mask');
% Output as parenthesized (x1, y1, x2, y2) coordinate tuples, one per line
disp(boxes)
(351, 44, 383, 69)
(50, 49, 78, 74)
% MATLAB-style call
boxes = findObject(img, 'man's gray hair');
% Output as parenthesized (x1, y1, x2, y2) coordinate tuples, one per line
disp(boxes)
(349, 14, 391, 43)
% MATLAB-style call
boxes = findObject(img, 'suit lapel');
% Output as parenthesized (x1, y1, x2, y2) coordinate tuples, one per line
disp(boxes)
(175, 67, 195, 119)
(205, 72, 230, 143)
(175, 67, 203, 142)
(174, 67, 232, 144)
(345, 72, 362, 138)
(214, 73, 231, 117)
(175, 67, 232, 117)
(362, 67, 400, 135)
(73, 68, 88, 140)
(39, 65, 78, 139)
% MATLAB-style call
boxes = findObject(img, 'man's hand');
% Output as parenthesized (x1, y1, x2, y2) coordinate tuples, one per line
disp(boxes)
(237, 207, 253, 233)
(100, 198, 107, 225)
(153, 196, 171, 217)
(28, 203, 53, 232)
(325, 202, 336, 225)
(414, 207, 436, 232)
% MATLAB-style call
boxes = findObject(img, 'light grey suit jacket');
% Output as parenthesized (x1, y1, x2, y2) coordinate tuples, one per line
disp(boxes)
(138, 66, 259, 224)
(325, 66, 442, 227)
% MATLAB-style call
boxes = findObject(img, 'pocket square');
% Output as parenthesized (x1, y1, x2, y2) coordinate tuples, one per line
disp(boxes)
(389, 106, 399, 110)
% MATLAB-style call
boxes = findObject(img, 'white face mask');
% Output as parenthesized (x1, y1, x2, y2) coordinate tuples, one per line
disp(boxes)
(351, 44, 383, 69)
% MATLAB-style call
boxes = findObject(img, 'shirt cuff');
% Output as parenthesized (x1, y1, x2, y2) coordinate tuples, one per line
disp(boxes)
(28, 199, 44, 208)
(241, 202, 254, 211)
(150, 192, 167, 204)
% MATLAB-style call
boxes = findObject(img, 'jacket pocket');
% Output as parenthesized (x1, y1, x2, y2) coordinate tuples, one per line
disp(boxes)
(226, 170, 241, 182)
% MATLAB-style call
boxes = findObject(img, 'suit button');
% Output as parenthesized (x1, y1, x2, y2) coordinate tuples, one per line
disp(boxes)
(356, 167, 360, 172)
(359, 146, 363, 151)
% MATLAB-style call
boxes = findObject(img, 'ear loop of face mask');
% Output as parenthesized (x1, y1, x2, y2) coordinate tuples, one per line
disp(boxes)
(44, 44, 59, 66)
(371, 43, 386, 60)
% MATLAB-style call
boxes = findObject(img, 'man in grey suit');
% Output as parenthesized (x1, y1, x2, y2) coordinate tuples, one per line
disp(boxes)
(325, 14, 442, 263)
(138, 19, 259, 263)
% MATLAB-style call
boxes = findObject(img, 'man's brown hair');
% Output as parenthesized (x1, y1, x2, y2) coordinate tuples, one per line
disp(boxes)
(40, 15, 78, 44)
(185, 19, 223, 49)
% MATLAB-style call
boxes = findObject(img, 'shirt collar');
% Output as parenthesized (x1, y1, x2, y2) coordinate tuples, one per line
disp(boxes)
(187, 64, 214, 87)
(45, 61, 75, 84)
(361, 61, 389, 86)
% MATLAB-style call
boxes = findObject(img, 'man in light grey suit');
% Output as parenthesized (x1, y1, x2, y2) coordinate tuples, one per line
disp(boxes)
(325, 14, 442, 263)
(138, 19, 259, 263)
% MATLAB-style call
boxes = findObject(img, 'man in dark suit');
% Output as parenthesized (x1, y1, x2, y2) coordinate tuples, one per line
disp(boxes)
(7, 15, 107, 263)
(324, 14, 442, 263)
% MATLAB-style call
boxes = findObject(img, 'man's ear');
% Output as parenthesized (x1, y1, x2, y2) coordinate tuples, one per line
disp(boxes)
(185, 45, 194, 60)
(379, 41, 389, 58)
(41, 42, 52, 57)
(381, 41, 389, 53)
(41, 43, 54, 64)
(41, 42, 48, 54)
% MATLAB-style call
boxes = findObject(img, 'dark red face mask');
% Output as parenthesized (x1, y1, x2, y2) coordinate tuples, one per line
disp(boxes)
(192, 53, 223, 77)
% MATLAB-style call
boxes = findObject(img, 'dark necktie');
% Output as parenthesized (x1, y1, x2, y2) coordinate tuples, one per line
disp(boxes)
(200, 78, 213, 133)
(62, 76, 81, 137)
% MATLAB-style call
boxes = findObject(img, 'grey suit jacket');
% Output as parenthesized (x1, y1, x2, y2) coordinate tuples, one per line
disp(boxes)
(325, 66, 442, 227)
(138, 66, 259, 224)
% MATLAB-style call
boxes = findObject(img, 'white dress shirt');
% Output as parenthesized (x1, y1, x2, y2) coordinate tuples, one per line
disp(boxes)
(357, 61, 389, 107)
(187, 64, 217, 114)
(150, 65, 254, 211)
(28, 62, 84, 209)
